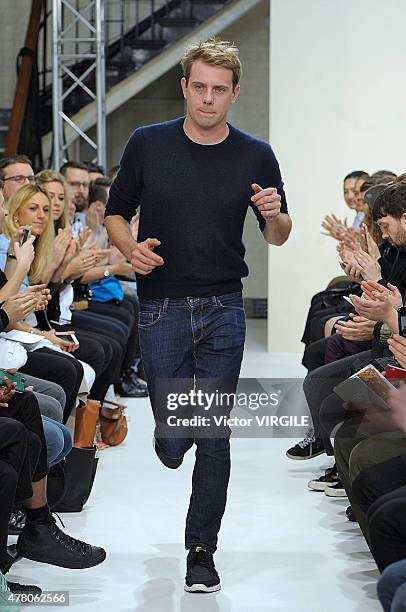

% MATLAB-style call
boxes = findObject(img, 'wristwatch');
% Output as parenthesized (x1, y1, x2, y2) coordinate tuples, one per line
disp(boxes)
(103, 269, 110, 278)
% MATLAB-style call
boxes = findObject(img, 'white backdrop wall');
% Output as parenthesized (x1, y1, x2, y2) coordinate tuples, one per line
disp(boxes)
(268, 0, 406, 353)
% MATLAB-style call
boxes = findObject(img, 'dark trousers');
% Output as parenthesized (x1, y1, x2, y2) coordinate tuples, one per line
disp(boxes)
(0, 391, 48, 483)
(20, 349, 84, 423)
(72, 311, 127, 375)
(367, 485, 406, 572)
(302, 337, 328, 372)
(303, 350, 372, 454)
(0, 417, 41, 573)
(334, 424, 406, 540)
(88, 295, 138, 371)
(139, 292, 246, 553)
(53, 324, 122, 400)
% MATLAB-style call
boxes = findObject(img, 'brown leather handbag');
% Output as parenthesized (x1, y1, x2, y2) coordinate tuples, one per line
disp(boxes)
(100, 402, 128, 446)
(74, 399, 101, 448)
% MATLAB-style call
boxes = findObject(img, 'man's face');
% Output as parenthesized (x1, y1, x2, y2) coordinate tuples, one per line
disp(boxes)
(181, 60, 240, 131)
(2, 163, 35, 201)
(64, 167, 90, 212)
(377, 214, 406, 246)
(353, 178, 366, 212)
(0, 190, 6, 231)
(343, 178, 357, 210)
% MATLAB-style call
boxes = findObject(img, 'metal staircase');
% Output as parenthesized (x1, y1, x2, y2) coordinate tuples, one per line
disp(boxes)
(5, 0, 263, 166)
(39, 0, 230, 139)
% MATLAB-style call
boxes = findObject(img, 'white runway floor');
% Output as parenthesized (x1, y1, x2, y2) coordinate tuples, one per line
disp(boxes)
(9, 321, 382, 611)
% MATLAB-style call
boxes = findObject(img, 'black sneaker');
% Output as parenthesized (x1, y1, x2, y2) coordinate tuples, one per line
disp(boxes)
(346, 506, 357, 522)
(286, 429, 325, 460)
(115, 378, 148, 398)
(184, 546, 220, 593)
(7, 581, 42, 595)
(16, 516, 106, 569)
(8, 511, 26, 536)
(153, 438, 183, 469)
(308, 465, 339, 491)
(325, 480, 348, 498)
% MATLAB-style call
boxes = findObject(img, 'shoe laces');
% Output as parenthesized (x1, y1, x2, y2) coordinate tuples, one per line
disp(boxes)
(49, 516, 90, 556)
(297, 428, 315, 448)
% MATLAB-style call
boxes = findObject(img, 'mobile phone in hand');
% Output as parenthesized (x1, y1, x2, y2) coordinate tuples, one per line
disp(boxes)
(0, 370, 26, 393)
(398, 307, 406, 338)
(343, 295, 355, 307)
(54, 331, 79, 345)
(20, 225, 32, 245)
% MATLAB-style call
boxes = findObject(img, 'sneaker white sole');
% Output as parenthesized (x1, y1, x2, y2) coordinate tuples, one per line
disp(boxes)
(286, 449, 325, 460)
(184, 582, 221, 593)
(325, 488, 348, 498)
(308, 480, 339, 491)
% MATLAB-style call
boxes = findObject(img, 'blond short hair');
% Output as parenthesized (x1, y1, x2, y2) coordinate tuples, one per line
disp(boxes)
(180, 37, 242, 89)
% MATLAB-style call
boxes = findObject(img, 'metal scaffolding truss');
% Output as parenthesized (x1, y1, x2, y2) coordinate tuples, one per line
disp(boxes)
(52, 0, 106, 169)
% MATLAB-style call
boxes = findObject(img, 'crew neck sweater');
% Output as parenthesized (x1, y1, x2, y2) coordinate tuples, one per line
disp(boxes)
(105, 117, 288, 298)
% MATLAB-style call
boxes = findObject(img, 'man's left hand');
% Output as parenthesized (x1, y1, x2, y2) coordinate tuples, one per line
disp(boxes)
(251, 184, 281, 221)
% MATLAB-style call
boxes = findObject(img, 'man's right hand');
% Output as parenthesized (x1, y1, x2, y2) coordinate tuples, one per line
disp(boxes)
(13, 235, 35, 272)
(130, 238, 164, 275)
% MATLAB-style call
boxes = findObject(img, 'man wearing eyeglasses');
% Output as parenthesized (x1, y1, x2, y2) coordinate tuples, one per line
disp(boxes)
(0, 156, 35, 201)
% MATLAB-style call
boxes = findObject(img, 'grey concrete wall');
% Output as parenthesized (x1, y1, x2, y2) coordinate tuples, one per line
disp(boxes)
(222, 0, 270, 299)
(1, 0, 31, 108)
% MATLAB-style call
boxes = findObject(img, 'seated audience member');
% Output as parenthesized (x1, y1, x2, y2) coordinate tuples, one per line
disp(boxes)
(60, 161, 90, 233)
(87, 179, 110, 246)
(83, 161, 106, 183)
(0, 378, 106, 573)
(288, 182, 406, 492)
(321, 170, 369, 241)
(2, 184, 123, 424)
(0, 413, 43, 602)
(0, 183, 85, 422)
(0, 155, 35, 202)
(35, 169, 146, 398)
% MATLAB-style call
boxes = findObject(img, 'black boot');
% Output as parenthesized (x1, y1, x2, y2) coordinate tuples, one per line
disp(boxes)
(17, 514, 106, 569)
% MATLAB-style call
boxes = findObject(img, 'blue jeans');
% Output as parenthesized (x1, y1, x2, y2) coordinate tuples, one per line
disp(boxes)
(378, 560, 406, 612)
(138, 292, 246, 553)
(41, 416, 73, 468)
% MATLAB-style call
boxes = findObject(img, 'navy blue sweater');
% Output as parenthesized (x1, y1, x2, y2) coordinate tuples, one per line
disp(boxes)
(105, 117, 288, 298)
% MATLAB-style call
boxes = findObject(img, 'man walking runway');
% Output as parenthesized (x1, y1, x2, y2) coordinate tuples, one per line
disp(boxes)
(105, 37, 291, 593)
